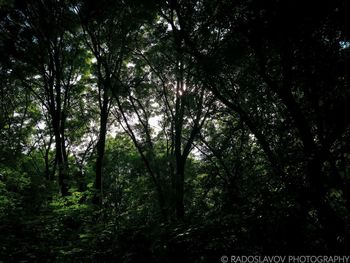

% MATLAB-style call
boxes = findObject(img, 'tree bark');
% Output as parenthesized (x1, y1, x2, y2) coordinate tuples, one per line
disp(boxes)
(94, 91, 109, 205)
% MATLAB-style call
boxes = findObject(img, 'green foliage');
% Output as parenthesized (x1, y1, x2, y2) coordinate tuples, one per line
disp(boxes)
(1, 0, 350, 261)
(0, 168, 29, 220)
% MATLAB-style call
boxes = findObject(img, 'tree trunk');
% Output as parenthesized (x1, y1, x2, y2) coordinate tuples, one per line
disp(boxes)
(54, 129, 69, 196)
(94, 93, 109, 205)
(51, 102, 69, 196)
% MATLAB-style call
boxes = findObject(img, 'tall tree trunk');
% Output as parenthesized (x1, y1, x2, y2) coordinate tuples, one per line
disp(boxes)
(174, 78, 185, 220)
(53, 122, 69, 196)
(50, 88, 69, 196)
(44, 135, 53, 180)
(94, 94, 109, 205)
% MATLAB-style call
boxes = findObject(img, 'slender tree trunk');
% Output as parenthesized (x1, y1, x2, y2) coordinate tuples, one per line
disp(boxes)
(174, 94, 185, 220)
(50, 99, 69, 196)
(44, 137, 52, 180)
(94, 95, 109, 205)
(53, 125, 69, 196)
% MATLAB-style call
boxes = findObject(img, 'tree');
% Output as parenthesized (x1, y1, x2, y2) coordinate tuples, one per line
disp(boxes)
(163, 0, 350, 248)
(2, 0, 89, 195)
